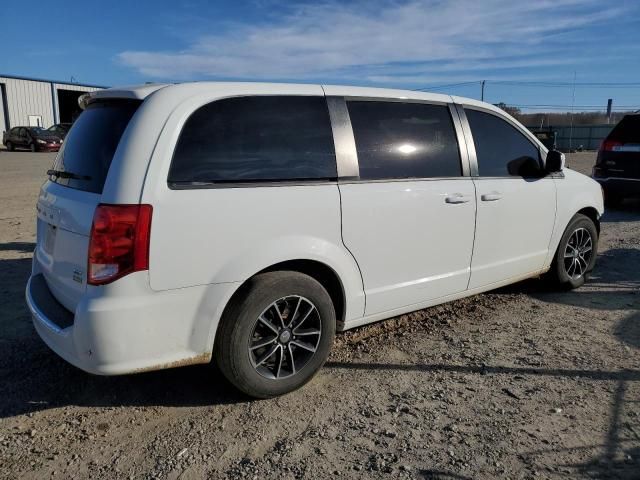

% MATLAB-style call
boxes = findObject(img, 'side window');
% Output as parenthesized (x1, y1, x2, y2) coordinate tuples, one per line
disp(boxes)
(10, 127, 19, 136)
(465, 109, 542, 177)
(347, 101, 461, 180)
(169, 96, 337, 184)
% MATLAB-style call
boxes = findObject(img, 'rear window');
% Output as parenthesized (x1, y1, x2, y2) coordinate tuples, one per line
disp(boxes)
(49, 100, 140, 193)
(609, 115, 640, 143)
(168, 96, 337, 185)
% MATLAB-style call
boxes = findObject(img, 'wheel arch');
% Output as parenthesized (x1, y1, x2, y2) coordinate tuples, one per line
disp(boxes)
(576, 206, 601, 236)
(211, 258, 351, 356)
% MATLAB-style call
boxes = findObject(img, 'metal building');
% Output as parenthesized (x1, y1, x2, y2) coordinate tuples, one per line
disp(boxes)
(0, 74, 105, 133)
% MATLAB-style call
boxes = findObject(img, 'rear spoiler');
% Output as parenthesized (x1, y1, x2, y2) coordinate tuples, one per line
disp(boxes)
(78, 83, 169, 109)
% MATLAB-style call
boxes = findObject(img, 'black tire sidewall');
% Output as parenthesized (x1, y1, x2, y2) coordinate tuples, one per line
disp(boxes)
(554, 214, 598, 289)
(30, 143, 36, 152)
(6, 142, 12, 151)
(215, 272, 336, 398)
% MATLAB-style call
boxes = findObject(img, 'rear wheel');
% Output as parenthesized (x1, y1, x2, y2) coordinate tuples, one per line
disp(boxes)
(6, 141, 13, 151)
(549, 214, 598, 289)
(215, 271, 336, 398)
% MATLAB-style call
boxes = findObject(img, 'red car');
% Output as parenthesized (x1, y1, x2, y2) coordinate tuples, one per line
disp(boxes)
(2, 126, 63, 152)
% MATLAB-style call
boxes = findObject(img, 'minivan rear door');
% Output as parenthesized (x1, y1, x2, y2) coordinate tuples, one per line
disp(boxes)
(34, 100, 140, 312)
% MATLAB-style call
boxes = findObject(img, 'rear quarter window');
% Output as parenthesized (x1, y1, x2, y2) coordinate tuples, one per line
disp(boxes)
(168, 96, 337, 185)
(49, 100, 140, 194)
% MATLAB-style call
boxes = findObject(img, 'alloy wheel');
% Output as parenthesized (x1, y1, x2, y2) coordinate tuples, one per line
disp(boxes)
(248, 295, 322, 379)
(563, 227, 593, 279)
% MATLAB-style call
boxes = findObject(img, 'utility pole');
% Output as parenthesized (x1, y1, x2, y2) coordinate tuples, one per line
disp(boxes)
(481, 80, 486, 101)
(569, 71, 576, 152)
(606, 98, 613, 124)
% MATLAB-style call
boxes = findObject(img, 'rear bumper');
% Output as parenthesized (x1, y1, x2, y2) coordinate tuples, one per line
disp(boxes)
(593, 176, 640, 197)
(26, 270, 239, 375)
(36, 144, 61, 152)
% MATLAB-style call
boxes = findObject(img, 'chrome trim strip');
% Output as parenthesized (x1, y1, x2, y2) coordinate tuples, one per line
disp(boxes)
(448, 103, 471, 177)
(594, 176, 640, 182)
(326, 96, 359, 179)
(338, 177, 475, 185)
(454, 105, 479, 177)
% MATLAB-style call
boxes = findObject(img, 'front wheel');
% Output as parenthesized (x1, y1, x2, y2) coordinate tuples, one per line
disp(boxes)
(214, 271, 336, 398)
(549, 213, 598, 289)
(30, 143, 37, 152)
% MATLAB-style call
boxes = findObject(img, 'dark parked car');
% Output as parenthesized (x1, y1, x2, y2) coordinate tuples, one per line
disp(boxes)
(593, 113, 640, 207)
(47, 123, 72, 139)
(2, 126, 63, 152)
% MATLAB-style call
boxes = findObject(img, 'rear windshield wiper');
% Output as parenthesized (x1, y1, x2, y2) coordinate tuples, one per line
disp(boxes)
(47, 169, 92, 181)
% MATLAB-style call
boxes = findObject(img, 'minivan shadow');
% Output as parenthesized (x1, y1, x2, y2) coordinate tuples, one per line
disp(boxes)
(2, 243, 638, 418)
(493, 247, 640, 311)
(0, 251, 247, 419)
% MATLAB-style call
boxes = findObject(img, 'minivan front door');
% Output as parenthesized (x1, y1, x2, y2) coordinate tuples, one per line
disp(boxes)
(338, 100, 476, 316)
(463, 108, 556, 289)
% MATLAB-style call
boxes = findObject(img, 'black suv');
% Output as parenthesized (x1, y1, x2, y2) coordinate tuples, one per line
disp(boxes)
(593, 113, 640, 206)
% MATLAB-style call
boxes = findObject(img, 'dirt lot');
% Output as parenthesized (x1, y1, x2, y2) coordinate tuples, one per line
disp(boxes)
(0, 150, 638, 480)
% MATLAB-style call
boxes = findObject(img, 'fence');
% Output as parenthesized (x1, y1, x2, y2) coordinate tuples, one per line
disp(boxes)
(527, 124, 615, 151)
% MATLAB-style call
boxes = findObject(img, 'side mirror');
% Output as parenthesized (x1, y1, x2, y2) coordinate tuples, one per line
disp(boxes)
(545, 150, 564, 173)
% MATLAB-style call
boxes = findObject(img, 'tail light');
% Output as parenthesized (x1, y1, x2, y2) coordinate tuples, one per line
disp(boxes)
(88, 204, 153, 285)
(600, 140, 623, 152)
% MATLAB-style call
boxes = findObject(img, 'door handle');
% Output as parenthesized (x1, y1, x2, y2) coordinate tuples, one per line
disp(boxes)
(481, 192, 503, 202)
(445, 193, 471, 204)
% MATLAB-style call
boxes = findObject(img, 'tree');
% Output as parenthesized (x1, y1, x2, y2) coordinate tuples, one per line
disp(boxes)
(493, 102, 521, 117)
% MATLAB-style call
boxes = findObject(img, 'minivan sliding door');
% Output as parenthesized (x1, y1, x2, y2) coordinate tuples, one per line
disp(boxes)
(335, 99, 476, 316)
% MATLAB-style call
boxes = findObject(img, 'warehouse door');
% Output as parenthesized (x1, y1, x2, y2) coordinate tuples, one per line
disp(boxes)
(57, 89, 84, 123)
(0, 83, 8, 134)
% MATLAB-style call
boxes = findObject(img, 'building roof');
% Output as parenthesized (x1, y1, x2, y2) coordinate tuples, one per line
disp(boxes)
(0, 73, 107, 89)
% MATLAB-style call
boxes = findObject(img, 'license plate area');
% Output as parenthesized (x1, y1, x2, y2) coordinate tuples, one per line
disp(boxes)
(43, 224, 57, 254)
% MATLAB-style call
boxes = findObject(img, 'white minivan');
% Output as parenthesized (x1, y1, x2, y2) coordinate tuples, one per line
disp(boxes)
(26, 82, 604, 398)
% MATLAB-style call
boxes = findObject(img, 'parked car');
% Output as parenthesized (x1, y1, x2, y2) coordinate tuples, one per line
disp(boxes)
(2, 126, 63, 152)
(593, 113, 640, 206)
(47, 123, 73, 139)
(25, 82, 604, 398)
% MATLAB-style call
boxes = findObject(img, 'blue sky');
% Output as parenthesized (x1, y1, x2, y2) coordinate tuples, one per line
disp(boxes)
(2, 0, 640, 111)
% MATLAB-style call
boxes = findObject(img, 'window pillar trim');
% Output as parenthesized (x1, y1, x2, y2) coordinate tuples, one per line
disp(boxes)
(325, 96, 359, 180)
(454, 104, 479, 177)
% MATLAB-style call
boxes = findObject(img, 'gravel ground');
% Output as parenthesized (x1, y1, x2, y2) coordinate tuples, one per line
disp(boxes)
(0, 150, 638, 480)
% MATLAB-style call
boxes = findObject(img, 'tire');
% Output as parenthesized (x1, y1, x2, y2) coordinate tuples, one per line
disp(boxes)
(6, 141, 13, 152)
(30, 143, 36, 152)
(214, 271, 336, 398)
(548, 213, 598, 290)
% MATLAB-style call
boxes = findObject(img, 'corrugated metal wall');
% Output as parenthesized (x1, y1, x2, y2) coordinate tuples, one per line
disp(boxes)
(0, 76, 102, 132)
(0, 76, 54, 129)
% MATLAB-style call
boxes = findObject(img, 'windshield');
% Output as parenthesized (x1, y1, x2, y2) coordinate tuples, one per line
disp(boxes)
(49, 100, 141, 193)
(29, 127, 46, 135)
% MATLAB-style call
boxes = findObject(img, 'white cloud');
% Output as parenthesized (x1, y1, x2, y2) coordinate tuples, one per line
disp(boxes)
(117, 0, 628, 84)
